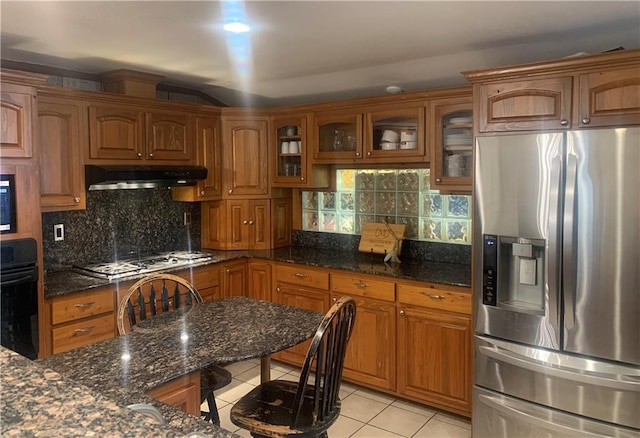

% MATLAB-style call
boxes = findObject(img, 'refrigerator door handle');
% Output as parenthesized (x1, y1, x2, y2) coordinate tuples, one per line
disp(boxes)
(476, 393, 610, 438)
(563, 150, 579, 329)
(478, 344, 640, 391)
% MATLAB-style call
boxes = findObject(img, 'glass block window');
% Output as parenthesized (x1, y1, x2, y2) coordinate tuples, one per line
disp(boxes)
(302, 169, 471, 245)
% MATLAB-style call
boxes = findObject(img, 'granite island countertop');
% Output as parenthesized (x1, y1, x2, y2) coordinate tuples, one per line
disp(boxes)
(0, 346, 232, 437)
(45, 247, 470, 298)
(36, 297, 323, 437)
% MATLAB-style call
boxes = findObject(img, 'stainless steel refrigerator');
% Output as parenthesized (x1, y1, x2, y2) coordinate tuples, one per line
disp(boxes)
(472, 127, 640, 437)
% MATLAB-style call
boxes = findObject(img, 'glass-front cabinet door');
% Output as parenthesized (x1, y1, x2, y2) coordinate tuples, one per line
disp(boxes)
(429, 97, 473, 192)
(313, 110, 363, 162)
(364, 103, 426, 162)
(272, 114, 308, 186)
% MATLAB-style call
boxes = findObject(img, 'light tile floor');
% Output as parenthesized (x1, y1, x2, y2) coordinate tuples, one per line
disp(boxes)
(204, 359, 471, 438)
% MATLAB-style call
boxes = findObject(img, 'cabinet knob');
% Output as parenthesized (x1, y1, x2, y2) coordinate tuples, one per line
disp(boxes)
(74, 197, 80, 203)
(367, 151, 371, 156)
(300, 177, 305, 181)
(200, 191, 205, 196)
(228, 189, 233, 194)
(332, 297, 337, 302)
(248, 220, 254, 225)
(560, 119, 569, 126)
(148, 153, 154, 158)
(582, 117, 591, 124)
(226, 269, 231, 273)
(399, 309, 405, 316)
(243, 220, 248, 225)
(436, 178, 442, 183)
(276, 287, 281, 293)
(137, 152, 143, 158)
(355, 152, 361, 157)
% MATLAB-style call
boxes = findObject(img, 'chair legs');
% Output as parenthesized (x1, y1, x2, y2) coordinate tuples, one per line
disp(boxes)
(202, 392, 220, 425)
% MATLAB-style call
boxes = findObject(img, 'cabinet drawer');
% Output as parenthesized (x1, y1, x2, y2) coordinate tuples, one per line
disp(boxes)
(331, 273, 395, 302)
(52, 314, 115, 354)
(275, 264, 329, 290)
(397, 284, 471, 314)
(51, 287, 115, 325)
(177, 265, 220, 290)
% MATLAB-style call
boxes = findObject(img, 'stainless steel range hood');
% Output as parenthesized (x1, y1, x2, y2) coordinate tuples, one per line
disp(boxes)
(85, 165, 207, 190)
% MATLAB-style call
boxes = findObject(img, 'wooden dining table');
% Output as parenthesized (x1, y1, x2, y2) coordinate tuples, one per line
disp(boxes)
(38, 297, 325, 436)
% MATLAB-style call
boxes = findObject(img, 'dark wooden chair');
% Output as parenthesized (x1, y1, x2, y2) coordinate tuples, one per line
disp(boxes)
(116, 273, 232, 426)
(230, 296, 356, 438)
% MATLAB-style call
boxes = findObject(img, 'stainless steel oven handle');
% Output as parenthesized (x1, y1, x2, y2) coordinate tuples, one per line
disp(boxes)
(479, 345, 639, 390)
(477, 393, 608, 438)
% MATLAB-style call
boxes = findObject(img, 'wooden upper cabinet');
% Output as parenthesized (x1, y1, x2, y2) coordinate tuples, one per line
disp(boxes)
(222, 117, 269, 198)
(578, 67, 640, 127)
(476, 77, 573, 132)
(313, 109, 363, 162)
(145, 110, 193, 161)
(271, 197, 292, 249)
(88, 103, 195, 163)
(1, 85, 36, 158)
(364, 103, 426, 162)
(202, 199, 271, 250)
(172, 115, 222, 202)
(38, 96, 86, 211)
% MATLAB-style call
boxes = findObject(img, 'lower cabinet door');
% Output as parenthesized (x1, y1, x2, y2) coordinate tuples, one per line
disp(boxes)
(51, 314, 115, 354)
(397, 305, 472, 416)
(146, 372, 201, 417)
(333, 294, 396, 390)
(273, 284, 329, 366)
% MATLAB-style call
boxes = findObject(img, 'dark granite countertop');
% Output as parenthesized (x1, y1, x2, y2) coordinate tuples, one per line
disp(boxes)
(36, 297, 323, 437)
(0, 346, 230, 437)
(45, 247, 470, 298)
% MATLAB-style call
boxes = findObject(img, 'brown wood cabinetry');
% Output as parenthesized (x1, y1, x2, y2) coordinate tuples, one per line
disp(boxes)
(175, 264, 221, 301)
(272, 113, 330, 188)
(271, 197, 292, 248)
(331, 272, 396, 391)
(465, 49, 640, 133)
(146, 371, 201, 417)
(172, 114, 223, 201)
(222, 115, 269, 198)
(88, 103, 194, 163)
(578, 67, 640, 127)
(429, 97, 473, 192)
(248, 260, 272, 301)
(50, 286, 116, 354)
(1, 83, 37, 158)
(221, 259, 248, 298)
(272, 263, 330, 365)
(396, 283, 472, 416)
(37, 95, 86, 211)
(313, 109, 363, 162)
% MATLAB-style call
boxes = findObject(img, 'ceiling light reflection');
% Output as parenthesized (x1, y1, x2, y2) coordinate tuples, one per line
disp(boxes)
(223, 22, 250, 33)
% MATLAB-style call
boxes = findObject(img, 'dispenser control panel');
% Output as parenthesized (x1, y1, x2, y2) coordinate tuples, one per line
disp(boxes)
(482, 234, 498, 306)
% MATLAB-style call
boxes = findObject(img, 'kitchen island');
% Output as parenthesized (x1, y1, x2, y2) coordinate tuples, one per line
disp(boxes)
(30, 298, 324, 437)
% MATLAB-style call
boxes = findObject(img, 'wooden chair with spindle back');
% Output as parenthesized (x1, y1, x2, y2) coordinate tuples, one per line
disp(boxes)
(117, 273, 232, 425)
(230, 296, 356, 438)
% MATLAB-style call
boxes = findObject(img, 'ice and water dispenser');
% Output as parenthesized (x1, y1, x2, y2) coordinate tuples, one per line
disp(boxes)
(482, 234, 545, 315)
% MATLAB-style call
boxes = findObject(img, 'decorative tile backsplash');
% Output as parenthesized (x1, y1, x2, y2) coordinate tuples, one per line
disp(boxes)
(42, 189, 201, 271)
(302, 169, 471, 244)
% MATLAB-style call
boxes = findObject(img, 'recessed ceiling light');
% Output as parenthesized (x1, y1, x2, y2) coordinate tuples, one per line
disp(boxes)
(223, 22, 251, 33)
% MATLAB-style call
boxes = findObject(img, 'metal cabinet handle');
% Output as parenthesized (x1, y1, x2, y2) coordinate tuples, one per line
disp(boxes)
(226, 269, 230, 273)
(436, 178, 442, 183)
(355, 281, 369, 289)
(426, 294, 445, 300)
(228, 189, 233, 194)
(582, 117, 591, 124)
(248, 220, 254, 225)
(200, 190, 205, 196)
(300, 177, 305, 181)
(294, 273, 308, 278)
(276, 287, 281, 293)
(399, 309, 405, 316)
(148, 153, 154, 158)
(74, 302, 95, 309)
(74, 197, 80, 203)
(332, 297, 337, 302)
(243, 220, 248, 225)
(367, 151, 371, 156)
(355, 152, 361, 157)
(74, 327, 94, 334)
(137, 152, 143, 158)
(560, 119, 568, 126)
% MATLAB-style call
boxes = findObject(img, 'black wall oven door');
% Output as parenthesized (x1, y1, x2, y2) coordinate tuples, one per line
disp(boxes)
(1, 238, 38, 359)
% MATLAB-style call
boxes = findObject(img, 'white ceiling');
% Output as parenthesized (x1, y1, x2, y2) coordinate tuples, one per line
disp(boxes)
(1, 1, 639, 107)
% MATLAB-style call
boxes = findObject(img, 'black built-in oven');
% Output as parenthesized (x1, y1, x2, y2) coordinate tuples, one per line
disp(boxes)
(0, 238, 39, 359)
